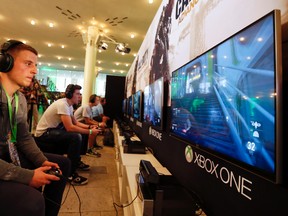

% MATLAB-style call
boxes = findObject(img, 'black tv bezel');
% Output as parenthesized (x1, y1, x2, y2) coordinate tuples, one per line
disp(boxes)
(169, 10, 283, 184)
(122, 98, 127, 116)
(143, 77, 164, 130)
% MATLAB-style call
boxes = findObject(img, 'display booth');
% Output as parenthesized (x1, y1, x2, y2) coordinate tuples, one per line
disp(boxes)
(121, 0, 288, 215)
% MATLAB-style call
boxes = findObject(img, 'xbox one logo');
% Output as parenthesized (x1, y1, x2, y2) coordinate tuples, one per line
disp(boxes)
(185, 145, 193, 163)
(148, 126, 162, 141)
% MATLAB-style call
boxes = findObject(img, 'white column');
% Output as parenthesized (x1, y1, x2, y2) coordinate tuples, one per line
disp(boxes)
(82, 26, 99, 105)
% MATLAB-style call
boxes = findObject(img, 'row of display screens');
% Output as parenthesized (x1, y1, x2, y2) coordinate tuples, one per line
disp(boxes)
(123, 76, 163, 128)
(122, 10, 283, 183)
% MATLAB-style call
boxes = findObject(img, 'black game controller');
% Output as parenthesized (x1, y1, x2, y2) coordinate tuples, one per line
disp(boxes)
(45, 168, 62, 178)
(97, 127, 104, 134)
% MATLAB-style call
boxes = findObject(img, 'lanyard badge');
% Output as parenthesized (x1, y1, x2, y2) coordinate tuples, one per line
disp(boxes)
(3, 88, 20, 166)
(7, 132, 21, 166)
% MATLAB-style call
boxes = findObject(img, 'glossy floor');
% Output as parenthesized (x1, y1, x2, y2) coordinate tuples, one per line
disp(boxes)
(58, 136, 123, 216)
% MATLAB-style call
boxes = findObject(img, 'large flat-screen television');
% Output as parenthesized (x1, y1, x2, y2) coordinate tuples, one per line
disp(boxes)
(170, 10, 282, 183)
(122, 98, 127, 115)
(127, 95, 133, 117)
(144, 77, 164, 129)
(133, 90, 143, 121)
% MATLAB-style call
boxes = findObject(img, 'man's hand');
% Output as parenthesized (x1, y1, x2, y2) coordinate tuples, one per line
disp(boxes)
(29, 166, 60, 188)
(91, 128, 102, 135)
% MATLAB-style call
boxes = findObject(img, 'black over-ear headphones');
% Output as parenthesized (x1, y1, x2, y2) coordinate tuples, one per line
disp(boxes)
(65, 84, 75, 99)
(0, 40, 24, 73)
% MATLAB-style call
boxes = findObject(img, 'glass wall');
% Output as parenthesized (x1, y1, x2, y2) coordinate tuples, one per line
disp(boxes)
(36, 68, 122, 97)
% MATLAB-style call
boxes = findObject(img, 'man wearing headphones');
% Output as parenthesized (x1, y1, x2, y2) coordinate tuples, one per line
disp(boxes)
(34, 84, 101, 186)
(0, 40, 71, 216)
(74, 94, 106, 157)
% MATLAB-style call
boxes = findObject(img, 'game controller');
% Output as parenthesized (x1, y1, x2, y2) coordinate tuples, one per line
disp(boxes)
(97, 127, 104, 134)
(45, 168, 62, 178)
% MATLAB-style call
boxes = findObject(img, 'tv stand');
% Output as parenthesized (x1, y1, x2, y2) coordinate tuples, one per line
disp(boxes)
(139, 175, 200, 216)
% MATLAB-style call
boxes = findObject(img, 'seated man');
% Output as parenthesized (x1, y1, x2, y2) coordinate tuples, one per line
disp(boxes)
(74, 94, 106, 156)
(0, 40, 70, 216)
(92, 97, 110, 125)
(34, 84, 101, 186)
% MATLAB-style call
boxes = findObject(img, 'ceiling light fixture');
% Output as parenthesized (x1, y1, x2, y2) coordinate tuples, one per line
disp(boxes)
(81, 22, 131, 55)
(96, 35, 131, 54)
(98, 41, 108, 50)
(115, 43, 125, 52)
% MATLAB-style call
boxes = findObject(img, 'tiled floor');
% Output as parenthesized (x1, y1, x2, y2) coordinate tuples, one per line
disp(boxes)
(58, 136, 123, 216)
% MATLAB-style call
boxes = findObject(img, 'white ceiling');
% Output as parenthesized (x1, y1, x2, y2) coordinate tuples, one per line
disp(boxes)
(0, 0, 162, 76)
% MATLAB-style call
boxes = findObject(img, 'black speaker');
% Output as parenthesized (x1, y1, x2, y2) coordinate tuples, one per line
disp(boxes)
(0, 40, 23, 73)
(65, 84, 75, 99)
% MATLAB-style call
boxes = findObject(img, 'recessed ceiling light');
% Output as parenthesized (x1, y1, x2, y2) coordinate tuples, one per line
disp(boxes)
(48, 63, 51, 66)
(73, 66, 76, 69)
(116, 63, 119, 66)
(31, 20, 36, 25)
(148, 0, 153, 4)
(49, 22, 54, 28)
(68, 58, 72, 61)
(61, 45, 65, 48)
(125, 64, 129, 67)
(57, 56, 62, 60)
(91, 17, 97, 25)
(130, 34, 135, 38)
(48, 43, 52, 47)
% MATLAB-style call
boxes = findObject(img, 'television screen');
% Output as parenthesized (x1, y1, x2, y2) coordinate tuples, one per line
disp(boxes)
(144, 77, 164, 129)
(127, 96, 133, 117)
(170, 10, 282, 182)
(133, 90, 143, 121)
(122, 98, 127, 115)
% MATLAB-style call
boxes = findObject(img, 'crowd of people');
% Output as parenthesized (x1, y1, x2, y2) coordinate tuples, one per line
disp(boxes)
(0, 40, 110, 216)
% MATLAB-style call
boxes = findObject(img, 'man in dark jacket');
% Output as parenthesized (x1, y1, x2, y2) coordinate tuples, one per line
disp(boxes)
(0, 40, 70, 216)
